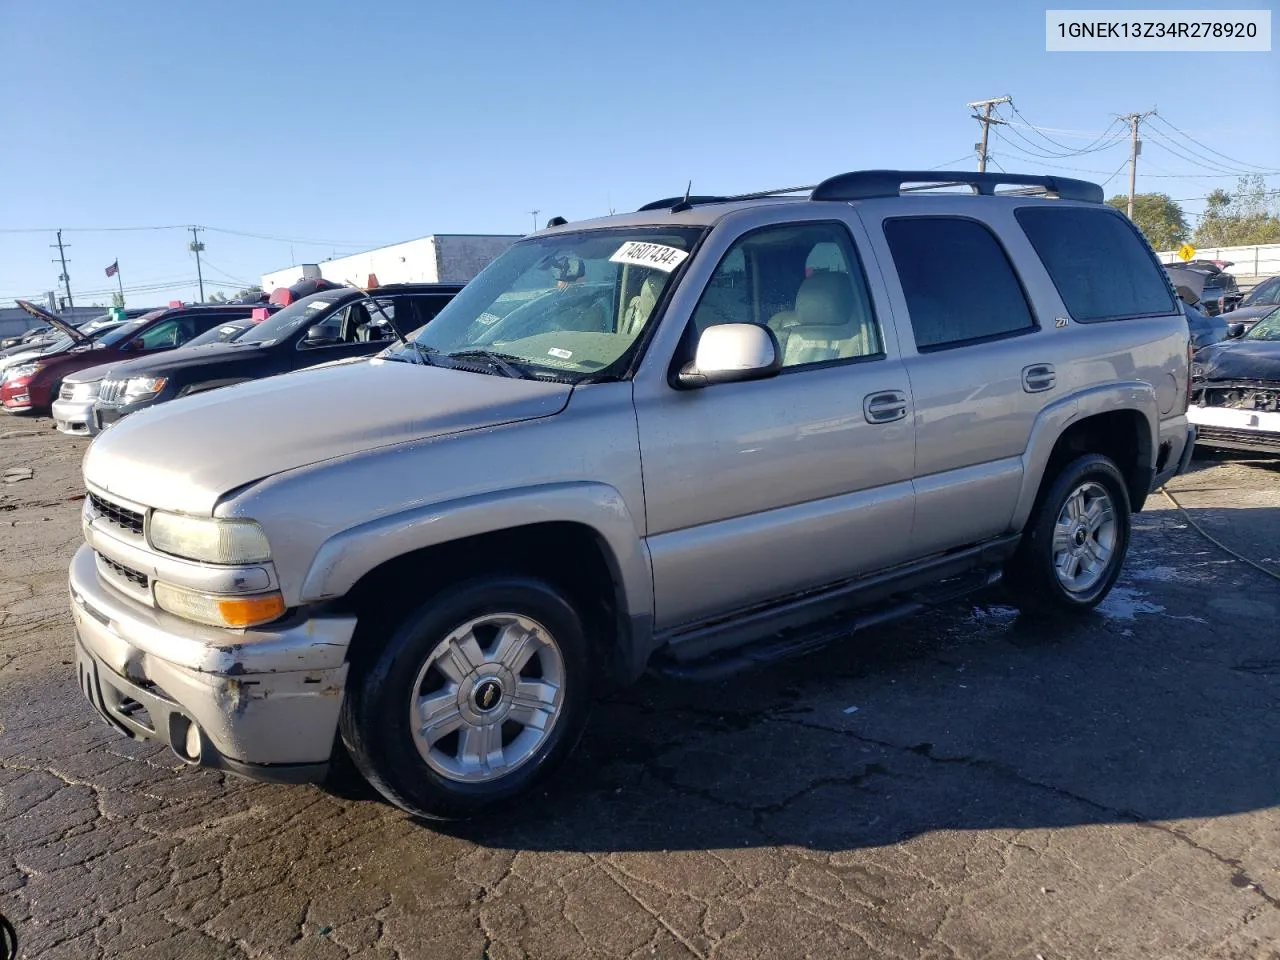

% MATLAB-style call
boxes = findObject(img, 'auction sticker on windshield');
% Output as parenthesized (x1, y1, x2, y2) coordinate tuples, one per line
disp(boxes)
(610, 241, 689, 272)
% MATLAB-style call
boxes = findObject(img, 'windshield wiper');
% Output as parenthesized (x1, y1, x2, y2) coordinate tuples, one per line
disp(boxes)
(444, 349, 526, 378)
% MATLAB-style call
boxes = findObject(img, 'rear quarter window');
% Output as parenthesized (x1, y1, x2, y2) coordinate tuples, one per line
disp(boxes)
(1015, 206, 1176, 322)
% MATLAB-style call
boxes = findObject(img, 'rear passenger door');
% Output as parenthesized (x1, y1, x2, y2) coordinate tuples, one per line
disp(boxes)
(863, 210, 1055, 556)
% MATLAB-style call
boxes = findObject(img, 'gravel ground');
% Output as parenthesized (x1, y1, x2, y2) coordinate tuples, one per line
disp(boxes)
(2, 417, 1278, 960)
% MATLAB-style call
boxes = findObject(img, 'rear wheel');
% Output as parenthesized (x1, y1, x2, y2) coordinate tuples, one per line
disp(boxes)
(1006, 454, 1131, 612)
(339, 576, 593, 820)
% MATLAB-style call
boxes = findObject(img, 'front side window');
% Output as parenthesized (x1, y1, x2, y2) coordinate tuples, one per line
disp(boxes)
(1015, 206, 1175, 322)
(1244, 308, 1280, 341)
(689, 222, 882, 368)
(385, 227, 703, 380)
(239, 292, 350, 345)
(885, 217, 1036, 351)
(1245, 277, 1280, 307)
(133, 318, 194, 350)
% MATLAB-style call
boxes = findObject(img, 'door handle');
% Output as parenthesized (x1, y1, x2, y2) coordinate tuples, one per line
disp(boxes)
(1022, 363, 1056, 393)
(864, 390, 908, 424)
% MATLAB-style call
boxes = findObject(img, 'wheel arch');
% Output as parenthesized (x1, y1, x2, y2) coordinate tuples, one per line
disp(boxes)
(1013, 383, 1158, 530)
(303, 483, 655, 685)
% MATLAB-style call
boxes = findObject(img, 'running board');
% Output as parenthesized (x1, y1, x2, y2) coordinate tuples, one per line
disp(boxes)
(654, 565, 1003, 682)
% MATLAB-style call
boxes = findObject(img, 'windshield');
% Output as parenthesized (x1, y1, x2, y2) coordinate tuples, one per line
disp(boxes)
(385, 227, 703, 380)
(44, 321, 127, 353)
(97, 315, 157, 349)
(238, 290, 352, 344)
(184, 320, 254, 347)
(1243, 277, 1280, 307)
(1244, 308, 1280, 341)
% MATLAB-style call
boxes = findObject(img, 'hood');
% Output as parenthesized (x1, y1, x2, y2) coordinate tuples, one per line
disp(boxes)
(83, 359, 573, 514)
(91, 340, 267, 381)
(1225, 304, 1277, 325)
(63, 358, 122, 385)
(14, 300, 87, 344)
(0, 348, 45, 374)
(1195, 339, 1280, 383)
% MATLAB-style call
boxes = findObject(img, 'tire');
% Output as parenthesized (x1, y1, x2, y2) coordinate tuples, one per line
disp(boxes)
(339, 576, 594, 820)
(1006, 453, 1131, 613)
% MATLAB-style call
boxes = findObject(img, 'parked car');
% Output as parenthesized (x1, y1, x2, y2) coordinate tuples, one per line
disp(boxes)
(0, 308, 153, 351)
(1165, 262, 1241, 316)
(69, 169, 1195, 820)
(1215, 275, 1280, 334)
(0, 316, 133, 378)
(51, 309, 279, 437)
(1189, 305, 1280, 454)
(88, 284, 461, 431)
(1, 302, 269, 414)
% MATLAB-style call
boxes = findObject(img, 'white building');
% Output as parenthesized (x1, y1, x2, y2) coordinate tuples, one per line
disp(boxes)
(261, 234, 521, 292)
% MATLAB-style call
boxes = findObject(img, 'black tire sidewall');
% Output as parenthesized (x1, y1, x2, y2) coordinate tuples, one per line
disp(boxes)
(1018, 454, 1132, 611)
(339, 576, 593, 820)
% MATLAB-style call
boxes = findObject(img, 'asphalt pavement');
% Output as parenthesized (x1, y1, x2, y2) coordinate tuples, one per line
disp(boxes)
(2, 418, 1278, 960)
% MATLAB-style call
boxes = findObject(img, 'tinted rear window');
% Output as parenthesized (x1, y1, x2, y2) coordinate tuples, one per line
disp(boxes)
(1015, 206, 1175, 322)
(884, 217, 1037, 351)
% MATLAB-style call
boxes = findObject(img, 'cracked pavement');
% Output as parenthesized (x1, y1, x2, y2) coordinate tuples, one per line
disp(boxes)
(2, 418, 1279, 959)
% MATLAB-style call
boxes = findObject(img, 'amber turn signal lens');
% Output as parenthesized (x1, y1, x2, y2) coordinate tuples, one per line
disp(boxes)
(216, 593, 286, 628)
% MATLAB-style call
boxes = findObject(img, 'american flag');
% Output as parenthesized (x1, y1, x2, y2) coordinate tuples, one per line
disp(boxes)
(104, 260, 119, 278)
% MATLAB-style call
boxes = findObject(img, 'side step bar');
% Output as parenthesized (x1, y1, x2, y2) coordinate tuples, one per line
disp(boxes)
(653, 564, 1005, 682)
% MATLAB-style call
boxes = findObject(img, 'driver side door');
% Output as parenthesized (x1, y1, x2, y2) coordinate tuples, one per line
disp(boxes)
(633, 218, 918, 634)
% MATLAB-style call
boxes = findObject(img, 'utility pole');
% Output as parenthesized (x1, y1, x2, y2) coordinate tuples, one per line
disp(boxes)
(529, 210, 540, 232)
(188, 225, 206, 302)
(51, 229, 73, 309)
(968, 96, 1011, 173)
(1121, 109, 1157, 220)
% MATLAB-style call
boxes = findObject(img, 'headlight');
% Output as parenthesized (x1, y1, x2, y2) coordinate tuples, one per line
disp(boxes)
(154, 582, 285, 628)
(4, 362, 41, 381)
(148, 511, 271, 564)
(78, 380, 102, 400)
(124, 376, 167, 399)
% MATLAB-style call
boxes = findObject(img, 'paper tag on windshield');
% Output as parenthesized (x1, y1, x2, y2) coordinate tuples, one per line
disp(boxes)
(609, 241, 688, 273)
(548, 347, 572, 359)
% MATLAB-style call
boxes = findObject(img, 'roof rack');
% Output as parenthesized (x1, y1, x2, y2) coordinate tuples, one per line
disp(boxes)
(810, 170, 1103, 203)
(637, 170, 1103, 212)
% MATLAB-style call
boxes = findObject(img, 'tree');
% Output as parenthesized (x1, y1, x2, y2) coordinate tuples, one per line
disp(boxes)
(1194, 176, 1280, 247)
(206, 291, 228, 303)
(111, 292, 125, 308)
(233, 285, 263, 302)
(1106, 193, 1189, 250)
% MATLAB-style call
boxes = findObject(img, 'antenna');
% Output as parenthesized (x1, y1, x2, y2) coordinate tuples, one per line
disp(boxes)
(683, 180, 692, 204)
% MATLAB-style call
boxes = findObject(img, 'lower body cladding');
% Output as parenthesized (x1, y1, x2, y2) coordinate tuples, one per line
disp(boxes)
(52, 397, 100, 436)
(68, 544, 354, 783)
(1189, 402, 1280, 455)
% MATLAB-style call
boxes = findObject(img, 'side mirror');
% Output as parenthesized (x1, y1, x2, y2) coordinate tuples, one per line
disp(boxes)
(677, 323, 781, 389)
(1227, 322, 1246, 340)
(304, 324, 335, 345)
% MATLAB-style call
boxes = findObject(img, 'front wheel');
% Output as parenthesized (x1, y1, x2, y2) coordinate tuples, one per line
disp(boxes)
(1006, 454, 1132, 612)
(339, 576, 594, 820)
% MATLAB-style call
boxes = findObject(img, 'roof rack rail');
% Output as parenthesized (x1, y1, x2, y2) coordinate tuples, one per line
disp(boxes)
(810, 170, 1103, 204)
(636, 184, 814, 212)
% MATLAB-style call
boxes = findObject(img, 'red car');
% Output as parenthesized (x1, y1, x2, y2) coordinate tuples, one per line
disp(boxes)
(2, 300, 271, 413)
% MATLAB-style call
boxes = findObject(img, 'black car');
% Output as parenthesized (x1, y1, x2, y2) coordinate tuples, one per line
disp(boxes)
(1166, 261, 1241, 316)
(91, 283, 462, 430)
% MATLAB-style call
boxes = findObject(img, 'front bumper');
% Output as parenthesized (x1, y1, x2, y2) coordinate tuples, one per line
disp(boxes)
(69, 543, 356, 782)
(52, 397, 100, 436)
(94, 397, 157, 430)
(1188, 404, 1280, 455)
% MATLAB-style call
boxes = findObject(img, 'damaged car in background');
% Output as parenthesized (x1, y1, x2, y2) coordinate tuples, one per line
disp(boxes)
(1189, 306, 1280, 455)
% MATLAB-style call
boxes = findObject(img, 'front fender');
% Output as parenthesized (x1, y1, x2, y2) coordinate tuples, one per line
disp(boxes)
(298, 480, 654, 622)
(1011, 381, 1158, 531)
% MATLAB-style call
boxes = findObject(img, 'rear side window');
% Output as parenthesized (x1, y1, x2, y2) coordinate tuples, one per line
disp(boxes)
(884, 217, 1036, 351)
(1015, 206, 1175, 321)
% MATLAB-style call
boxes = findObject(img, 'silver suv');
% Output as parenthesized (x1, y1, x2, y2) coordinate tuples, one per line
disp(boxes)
(71, 170, 1196, 820)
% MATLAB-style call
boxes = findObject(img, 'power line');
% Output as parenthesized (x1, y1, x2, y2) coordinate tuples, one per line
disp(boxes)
(1143, 127, 1268, 176)
(1008, 103, 1125, 156)
(928, 154, 981, 170)
(1148, 114, 1280, 175)
(0, 224, 188, 234)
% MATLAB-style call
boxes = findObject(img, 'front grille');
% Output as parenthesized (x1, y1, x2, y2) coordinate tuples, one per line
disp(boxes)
(60, 381, 75, 400)
(1197, 426, 1280, 452)
(88, 493, 145, 535)
(98, 553, 149, 589)
(99, 380, 126, 404)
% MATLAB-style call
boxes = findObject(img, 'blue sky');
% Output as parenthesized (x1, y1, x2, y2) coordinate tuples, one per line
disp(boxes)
(2, 1, 1276, 306)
